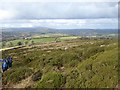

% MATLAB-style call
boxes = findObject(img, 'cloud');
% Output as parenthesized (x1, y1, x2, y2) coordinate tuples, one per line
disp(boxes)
(0, 19, 117, 29)
(0, 9, 15, 20)
(0, 0, 119, 2)
(0, 1, 118, 29)
(0, 2, 118, 20)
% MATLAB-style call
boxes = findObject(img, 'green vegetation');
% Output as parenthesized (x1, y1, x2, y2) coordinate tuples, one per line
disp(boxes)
(2, 38, 118, 88)
(60, 36, 78, 40)
(17, 41, 23, 46)
(32, 70, 43, 81)
(3, 67, 33, 84)
(35, 72, 66, 88)
(1, 36, 79, 48)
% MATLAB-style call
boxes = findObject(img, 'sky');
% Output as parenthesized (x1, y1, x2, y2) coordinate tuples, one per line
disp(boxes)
(0, 0, 119, 29)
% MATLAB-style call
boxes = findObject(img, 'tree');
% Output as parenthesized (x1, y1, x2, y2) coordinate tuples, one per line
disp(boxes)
(17, 41, 22, 46)
(31, 40, 34, 45)
(2, 41, 6, 47)
(25, 41, 29, 46)
(9, 42, 13, 47)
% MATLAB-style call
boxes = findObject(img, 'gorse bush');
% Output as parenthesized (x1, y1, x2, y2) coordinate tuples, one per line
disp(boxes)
(83, 46, 105, 59)
(35, 72, 66, 88)
(3, 67, 33, 84)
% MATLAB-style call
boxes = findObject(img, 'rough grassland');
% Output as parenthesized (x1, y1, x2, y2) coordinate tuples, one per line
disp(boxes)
(2, 39, 118, 88)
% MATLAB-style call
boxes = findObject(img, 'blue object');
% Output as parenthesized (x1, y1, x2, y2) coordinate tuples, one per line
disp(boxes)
(0, 59, 3, 62)
(7, 57, 12, 68)
(1, 57, 13, 72)
(2, 59, 8, 72)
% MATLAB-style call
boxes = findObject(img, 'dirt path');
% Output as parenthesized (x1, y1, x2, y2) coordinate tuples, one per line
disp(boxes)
(0, 46, 25, 51)
(12, 75, 34, 88)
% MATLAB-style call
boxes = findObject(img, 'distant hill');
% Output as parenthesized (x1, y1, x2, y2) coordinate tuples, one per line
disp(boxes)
(1, 27, 117, 41)
(2, 27, 117, 35)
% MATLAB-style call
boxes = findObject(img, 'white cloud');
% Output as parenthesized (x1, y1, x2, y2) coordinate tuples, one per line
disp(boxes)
(0, 10, 15, 20)
(0, 2, 118, 29)
(0, 19, 117, 29)
(0, 2, 118, 20)
(0, 0, 119, 2)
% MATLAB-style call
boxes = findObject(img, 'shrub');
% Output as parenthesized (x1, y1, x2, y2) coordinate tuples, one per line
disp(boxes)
(3, 67, 33, 84)
(85, 64, 92, 71)
(24, 57, 33, 64)
(83, 46, 104, 59)
(32, 70, 42, 81)
(35, 72, 66, 88)
(69, 60, 79, 67)
(70, 69, 79, 79)
(17, 41, 22, 46)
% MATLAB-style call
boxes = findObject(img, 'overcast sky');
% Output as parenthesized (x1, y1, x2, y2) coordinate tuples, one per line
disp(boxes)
(0, 0, 119, 29)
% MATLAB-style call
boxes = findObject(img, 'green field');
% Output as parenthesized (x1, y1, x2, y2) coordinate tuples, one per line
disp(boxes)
(4, 37, 56, 46)
(1, 36, 79, 48)
(60, 36, 79, 40)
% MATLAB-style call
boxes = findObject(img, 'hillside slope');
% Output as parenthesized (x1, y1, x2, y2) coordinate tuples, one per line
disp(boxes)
(2, 39, 118, 88)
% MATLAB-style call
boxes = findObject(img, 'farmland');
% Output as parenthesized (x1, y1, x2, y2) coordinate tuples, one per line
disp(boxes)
(1, 35, 79, 49)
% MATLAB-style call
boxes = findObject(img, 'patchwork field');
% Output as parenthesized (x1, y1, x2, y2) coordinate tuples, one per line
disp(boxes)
(1, 36, 79, 48)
